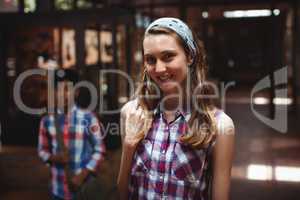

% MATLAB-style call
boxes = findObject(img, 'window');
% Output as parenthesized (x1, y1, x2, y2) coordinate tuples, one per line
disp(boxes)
(77, 0, 92, 8)
(62, 29, 76, 68)
(0, 0, 18, 12)
(55, 0, 74, 10)
(85, 29, 99, 65)
(24, 0, 36, 13)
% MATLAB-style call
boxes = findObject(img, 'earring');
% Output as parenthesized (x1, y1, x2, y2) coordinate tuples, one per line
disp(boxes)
(145, 73, 152, 89)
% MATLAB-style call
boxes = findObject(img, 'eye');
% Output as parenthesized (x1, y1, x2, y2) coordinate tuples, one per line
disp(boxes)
(145, 56, 156, 65)
(162, 53, 174, 62)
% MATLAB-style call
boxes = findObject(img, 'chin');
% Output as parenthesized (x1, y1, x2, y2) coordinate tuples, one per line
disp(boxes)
(160, 86, 180, 95)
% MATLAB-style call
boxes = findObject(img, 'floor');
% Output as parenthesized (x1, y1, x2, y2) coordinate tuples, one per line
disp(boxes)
(1, 93, 300, 199)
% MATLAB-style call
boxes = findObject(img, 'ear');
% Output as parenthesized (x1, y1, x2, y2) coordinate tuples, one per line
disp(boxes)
(187, 54, 193, 66)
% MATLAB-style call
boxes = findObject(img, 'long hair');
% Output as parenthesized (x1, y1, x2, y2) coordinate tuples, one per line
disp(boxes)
(135, 26, 217, 149)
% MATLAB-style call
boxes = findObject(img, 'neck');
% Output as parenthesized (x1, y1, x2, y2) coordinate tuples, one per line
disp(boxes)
(161, 96, 193, 114)
(163, 97, 179, 111)
(160, 95, 185, 113)
(57, 104, 73, 114)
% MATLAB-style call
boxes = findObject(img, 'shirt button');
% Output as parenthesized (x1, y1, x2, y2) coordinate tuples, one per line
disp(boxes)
(161, 149, 166, 154)
(159, 175, 163, 180)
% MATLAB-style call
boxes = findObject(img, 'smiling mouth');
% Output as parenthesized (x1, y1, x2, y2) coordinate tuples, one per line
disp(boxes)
(158, 73, 172, 82)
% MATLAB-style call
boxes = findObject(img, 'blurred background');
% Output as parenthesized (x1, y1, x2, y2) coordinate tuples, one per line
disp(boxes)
(0, 0, 300, 199)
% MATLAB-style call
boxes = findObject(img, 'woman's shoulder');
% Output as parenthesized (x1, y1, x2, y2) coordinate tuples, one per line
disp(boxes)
(120, 99, 140, 116)
(212, 108, 235, 135)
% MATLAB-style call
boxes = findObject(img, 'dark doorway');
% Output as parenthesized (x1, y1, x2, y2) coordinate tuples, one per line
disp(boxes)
(206, 15, 285, 84)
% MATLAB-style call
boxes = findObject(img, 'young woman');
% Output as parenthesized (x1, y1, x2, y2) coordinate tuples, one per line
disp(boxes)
(117, 17, 235, 200)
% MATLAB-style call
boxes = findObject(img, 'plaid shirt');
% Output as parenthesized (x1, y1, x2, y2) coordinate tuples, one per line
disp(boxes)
(129, 109, 221, 200)
(38, 106, 105, 200)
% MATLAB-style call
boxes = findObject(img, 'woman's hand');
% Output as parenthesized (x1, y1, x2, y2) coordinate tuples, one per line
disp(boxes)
(123, 106, 152, 151)
(117, 101, 153, 200)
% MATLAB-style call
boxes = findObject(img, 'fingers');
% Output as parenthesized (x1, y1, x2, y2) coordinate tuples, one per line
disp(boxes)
(123, 106, 154, 150)
(126, 110, 147, 137)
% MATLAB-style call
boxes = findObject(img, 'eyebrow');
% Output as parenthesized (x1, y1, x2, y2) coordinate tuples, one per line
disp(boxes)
(144, 50, 177, 57)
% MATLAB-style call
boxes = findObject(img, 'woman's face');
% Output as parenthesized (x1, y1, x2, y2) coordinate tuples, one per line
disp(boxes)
(143, 33, 192, 95)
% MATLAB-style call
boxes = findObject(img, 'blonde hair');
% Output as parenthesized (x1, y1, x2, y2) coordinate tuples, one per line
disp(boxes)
(136, 26, 216, 149)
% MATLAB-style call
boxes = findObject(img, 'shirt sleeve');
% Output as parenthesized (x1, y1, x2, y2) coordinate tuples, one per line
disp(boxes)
(37, 116, 51, 163)
(85, 114, 106, 172)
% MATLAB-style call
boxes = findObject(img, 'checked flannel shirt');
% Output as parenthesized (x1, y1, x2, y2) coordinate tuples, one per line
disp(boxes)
(38, 106, 105, 200)
(128, 108, 225, 200)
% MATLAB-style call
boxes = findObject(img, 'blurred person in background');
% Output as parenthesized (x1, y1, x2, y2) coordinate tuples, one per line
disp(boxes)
(38, 69, 105, 200)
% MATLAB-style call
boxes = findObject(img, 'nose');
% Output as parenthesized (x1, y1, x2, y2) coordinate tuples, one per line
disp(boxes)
(155, 60, 167, 73)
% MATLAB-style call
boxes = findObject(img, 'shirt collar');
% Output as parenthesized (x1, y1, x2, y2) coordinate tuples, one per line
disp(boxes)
(153, 103, 191, 121)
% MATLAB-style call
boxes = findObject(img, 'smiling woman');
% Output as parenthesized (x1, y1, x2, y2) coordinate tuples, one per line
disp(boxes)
(117, 17, 235, 200)
(143, 32, 191, 95)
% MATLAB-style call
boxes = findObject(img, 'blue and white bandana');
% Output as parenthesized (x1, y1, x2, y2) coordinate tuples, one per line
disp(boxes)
(145, 17, 196, 58)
